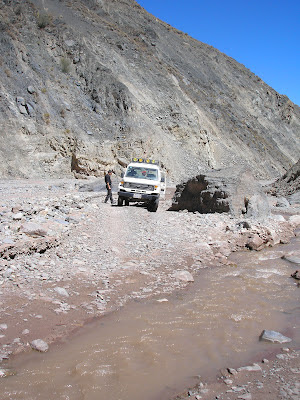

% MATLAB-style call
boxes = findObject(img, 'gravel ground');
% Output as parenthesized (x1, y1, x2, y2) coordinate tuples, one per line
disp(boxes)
(0, 178, 299, 398)
(175, 348, 300, 400)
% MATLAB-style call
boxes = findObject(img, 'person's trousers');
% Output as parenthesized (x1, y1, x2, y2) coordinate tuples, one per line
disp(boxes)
(105, 188, 113, 203)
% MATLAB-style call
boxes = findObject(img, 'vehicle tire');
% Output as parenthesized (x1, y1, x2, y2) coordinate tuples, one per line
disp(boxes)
(124, 199, 129, 206)
(148, 199, 159, 212)
(118, 196, 123, 206)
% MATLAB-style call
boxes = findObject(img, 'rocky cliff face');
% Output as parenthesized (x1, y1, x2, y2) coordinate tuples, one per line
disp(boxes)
(0, 0, 299, 181)
(268, 158, 300, 202)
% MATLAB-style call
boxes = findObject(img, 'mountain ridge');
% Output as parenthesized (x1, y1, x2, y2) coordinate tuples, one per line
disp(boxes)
(0, 0, 299, 181)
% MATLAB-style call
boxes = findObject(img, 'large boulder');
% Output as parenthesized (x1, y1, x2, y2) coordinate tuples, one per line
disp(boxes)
(169, 167, 270, 218)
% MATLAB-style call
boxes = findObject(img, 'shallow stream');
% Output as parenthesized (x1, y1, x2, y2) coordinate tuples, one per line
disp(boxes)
(1, 234, 299, 400)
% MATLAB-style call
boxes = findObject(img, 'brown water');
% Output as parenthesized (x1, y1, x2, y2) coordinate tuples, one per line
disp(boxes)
(1, 235, 299, 400)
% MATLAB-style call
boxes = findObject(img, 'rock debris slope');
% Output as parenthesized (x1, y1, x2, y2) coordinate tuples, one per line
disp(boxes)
(268, 158, 300, 202)
(0, 0, 299, 180)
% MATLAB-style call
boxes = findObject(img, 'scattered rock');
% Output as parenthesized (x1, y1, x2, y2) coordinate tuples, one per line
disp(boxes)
(173, 270, 194, 282)
(20, 222, 48, 237)
(291, 270, 300, 280)
(260, 330, 292, 343)
(238, 394, 252, 400)
(0, 368, 16, 378)
(27, 85, 36, 94)
(30, 339, 49, 352)
(12, 212, 23, 220)
(54, 287, 69, 297)
(246, 234, 265, 251)
(237, 364, 262, 372)
(289, 215, 300, 227)
(228, 368, 238, 375)
(275, 197, 290, 207)
(282, 255, 300, 264)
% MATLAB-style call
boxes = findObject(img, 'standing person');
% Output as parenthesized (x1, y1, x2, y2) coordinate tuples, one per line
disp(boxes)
(104, 170, 114, 204)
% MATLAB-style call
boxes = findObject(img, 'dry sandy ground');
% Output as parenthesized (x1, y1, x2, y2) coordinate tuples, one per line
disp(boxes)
(0, 179, 299, 399)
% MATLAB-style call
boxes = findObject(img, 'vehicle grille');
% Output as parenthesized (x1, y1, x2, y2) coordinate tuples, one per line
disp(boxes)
(127, 183, 154, 191)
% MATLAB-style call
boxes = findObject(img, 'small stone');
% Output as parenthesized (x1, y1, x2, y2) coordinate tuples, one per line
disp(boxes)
(22, 329, 30, 335)
(27, 86, 36, 94)
(54, 287, 69, 297)
(13, 212, 23, 220)
(173, 270, 194, 282)
(30, 339, 49, 352)
(26, 102, 35, 116)
(228, 368, 238, 375)
(232, 386, 245, 392)
(238, 394, 252, 400)
(156, 298, 168, 302)
(16, 96, 26, 105)
(20, 222, 47, 237)
(276, 354, 287, 360)
(237, 364, 262, 372)
(2, 238, 14, 244)
(260, 330, 292, 344)
(0, 368, 16, 378)
(247, 235, 264, 251)
(282, 255, 300, 264)
(0, 324, 8, 331)
(18, 104, 28, 115)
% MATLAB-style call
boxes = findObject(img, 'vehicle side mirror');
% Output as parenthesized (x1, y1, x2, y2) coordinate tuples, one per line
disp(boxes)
(161, 177, 165, 182)
(121, 172, 124, 178)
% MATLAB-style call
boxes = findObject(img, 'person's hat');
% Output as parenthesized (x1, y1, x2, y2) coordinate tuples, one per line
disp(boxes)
(108, 169, 112, 173)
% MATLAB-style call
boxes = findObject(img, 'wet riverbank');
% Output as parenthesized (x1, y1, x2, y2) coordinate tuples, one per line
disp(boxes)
(0, 180, 299, 399)
(1, 227, 299, 398)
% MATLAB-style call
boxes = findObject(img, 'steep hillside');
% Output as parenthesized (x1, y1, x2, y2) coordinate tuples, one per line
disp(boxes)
(0, 0, 299, 181)
(268, 158, 300, 197)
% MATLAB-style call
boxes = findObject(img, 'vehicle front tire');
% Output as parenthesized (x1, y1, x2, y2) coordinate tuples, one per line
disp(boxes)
(148, 199, 159, 212)
(118, 196, 123, 206)
(124, 199, 129, 206)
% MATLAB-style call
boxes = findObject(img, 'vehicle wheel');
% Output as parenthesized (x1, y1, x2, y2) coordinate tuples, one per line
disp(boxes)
(148, 199, 159, 212)
(118, 196, 123, 206)
(124, 199, 129, 206)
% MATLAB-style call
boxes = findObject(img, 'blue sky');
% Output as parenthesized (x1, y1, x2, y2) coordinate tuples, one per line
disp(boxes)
(138, 0, 300, 106)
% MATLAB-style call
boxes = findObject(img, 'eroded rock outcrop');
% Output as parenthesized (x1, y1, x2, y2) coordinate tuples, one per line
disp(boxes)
(169, 167, 270, 218)
(268, 159, 300, 203)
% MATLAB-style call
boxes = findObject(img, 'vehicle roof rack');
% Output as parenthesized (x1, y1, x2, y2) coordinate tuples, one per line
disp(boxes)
(131, 157, 159, 165)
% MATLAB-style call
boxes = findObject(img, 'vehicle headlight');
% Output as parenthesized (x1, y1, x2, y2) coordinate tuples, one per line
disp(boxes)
(124, 182, 130, 188)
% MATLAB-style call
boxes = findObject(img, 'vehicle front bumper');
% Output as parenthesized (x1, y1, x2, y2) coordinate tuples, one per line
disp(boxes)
(118, 190, 160, 202)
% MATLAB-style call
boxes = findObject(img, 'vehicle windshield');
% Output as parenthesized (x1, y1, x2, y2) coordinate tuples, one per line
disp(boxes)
(125, 166, 158, 180)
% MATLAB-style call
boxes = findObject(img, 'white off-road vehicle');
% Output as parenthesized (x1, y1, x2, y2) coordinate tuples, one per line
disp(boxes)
(118, 158, 166, 212)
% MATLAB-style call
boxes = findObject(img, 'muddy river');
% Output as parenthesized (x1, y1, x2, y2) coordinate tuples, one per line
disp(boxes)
(1, 234, 299, 400)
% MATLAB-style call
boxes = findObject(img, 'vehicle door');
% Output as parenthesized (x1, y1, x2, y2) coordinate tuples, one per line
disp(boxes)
(160, 171, 166, 199)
